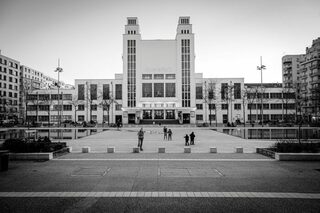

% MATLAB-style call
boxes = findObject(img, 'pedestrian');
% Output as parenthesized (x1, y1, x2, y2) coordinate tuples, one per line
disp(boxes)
(116, 120, 121, 130)
(168, 129, 172, 140)
(137, 128, 144, 151)
(190, 132, 195, 145)
(163, 126, 168, 140)
(184, 134, 189, 146)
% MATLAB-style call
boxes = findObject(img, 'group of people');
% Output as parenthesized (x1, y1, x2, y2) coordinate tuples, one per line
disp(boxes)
(136, 127, 197, 151)
(184, 132, 196, 146)
(163, 126, 173, 141)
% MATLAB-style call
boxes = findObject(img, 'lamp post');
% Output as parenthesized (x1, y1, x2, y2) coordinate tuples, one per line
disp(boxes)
(54, 59, 63, 128)
(257, 56, 266, 127)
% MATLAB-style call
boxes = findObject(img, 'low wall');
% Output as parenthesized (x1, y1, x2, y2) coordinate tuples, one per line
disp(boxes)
(275, 153, 320, 161)
(9, 153, 53, 160)
(256, 148, 275, 159)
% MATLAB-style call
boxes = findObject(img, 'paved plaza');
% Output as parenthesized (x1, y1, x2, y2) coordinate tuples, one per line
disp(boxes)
(1, 127, 320, 212)
(0, 153, 320, 212)
(67, 127, 275, 153)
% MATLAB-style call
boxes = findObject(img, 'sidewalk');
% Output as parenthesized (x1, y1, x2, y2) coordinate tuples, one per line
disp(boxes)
(0, 153, 319, 212)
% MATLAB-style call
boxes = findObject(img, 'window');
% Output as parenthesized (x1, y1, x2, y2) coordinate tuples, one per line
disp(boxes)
(142, 74, 152, 80)
(116, 104, 122, 111)
(90, 84, 97, 100)
(154, 110, 164, 119)
(196, 84, 203, 99)
(270, 104, 282, 109)
(63, 94, 72, 100)
(78, 105, 85, 111)
(142, 83, 152, 97)
(103, 84, 110, 99)
(284, 103, 295, 109)
(221, 83, 228, 100)
(143, 110, 152, 119)
(166, 110, 175, 119)
(39, 105, 49, 111)
(78, 115, 85, 121)
(209, 114, 216, 121)
(154, 83, 164, 97)
(78, 84, 85, 100)
(248, 104, 256, 110)
(165, 74, 175, 79)
(91, 115, 97, 121)
(165, 83, 175, 97)
(222, 104, 228, 110)
(154, 74, 164, 79)
(234, 83, 241, 99)
(234, 104, 241, 110)
(196, 104, 203, 110)
(91, 104, 97, 111)
(115, 84, 122, 100)
(271, 114, 282, 120)
(27, 105, 37, 111)
(196, 114, 203, 121)
(63, 105, 72, 111)
(209, 104, 215, 110)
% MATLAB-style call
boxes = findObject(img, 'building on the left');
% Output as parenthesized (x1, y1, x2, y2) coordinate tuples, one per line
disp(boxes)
(0, 50, 70, 123)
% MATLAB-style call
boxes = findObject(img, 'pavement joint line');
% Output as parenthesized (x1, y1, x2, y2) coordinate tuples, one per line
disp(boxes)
(53, 158, 275, 162)
(0, 192, 319, 199)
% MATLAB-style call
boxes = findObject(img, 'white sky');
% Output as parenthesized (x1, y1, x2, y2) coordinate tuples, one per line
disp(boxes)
(0, 0, 320, 85)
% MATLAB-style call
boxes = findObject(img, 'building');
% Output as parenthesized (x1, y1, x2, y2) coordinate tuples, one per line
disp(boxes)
(282, 54, 304, 88)
(0, 51, 20, 121)
(245, 83, 296, 123)
(283, 37, 320, 122)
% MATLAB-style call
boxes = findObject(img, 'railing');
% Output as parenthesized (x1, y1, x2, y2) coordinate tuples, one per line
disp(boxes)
(210, 127, 320, 140)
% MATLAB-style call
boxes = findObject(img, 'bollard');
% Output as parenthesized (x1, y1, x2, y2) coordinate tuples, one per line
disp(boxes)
(133, 147, 140, 153)
(235, 147, 243, 153)
(107, 147, 115, 153)
(184, 147, 191, 153)
(210, 147, 217, 153)
(158, 147, 165, 153)
(82, 147, 90, 153)
(67, 147, 72, 153)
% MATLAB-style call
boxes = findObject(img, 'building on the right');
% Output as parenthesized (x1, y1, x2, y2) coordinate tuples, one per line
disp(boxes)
(283, 37, 320, 123)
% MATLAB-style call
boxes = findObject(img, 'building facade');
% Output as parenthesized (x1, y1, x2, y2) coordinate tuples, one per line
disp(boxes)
(0, 52, 20, 121)
(282, 54, 304, 88)
(283, 37, 320, 121)
(23, 17, 295, 126)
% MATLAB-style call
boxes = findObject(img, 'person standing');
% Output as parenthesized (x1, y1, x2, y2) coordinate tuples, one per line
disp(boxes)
(137, 128, 144, 151)
(184, 134, 189, 146)
(190, 132, 195, 145)
(168, 129, 172, 141)
(163, 126, 168, 140)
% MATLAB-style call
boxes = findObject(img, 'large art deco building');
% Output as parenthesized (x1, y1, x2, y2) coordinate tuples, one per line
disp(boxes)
(23, 17, 295, 126)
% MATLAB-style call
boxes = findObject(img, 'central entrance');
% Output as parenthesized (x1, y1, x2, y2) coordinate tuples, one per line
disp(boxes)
(183, 113, 190, 124)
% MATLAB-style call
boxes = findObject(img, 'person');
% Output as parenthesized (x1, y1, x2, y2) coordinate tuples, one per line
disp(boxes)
(116, 120, 121, 130)
(168, 129, 172, 141)
(184, 134, 189, 146)
(190, 132, 195, 145)
(163, 126, 168, 140)
(137, 128, 144, 151)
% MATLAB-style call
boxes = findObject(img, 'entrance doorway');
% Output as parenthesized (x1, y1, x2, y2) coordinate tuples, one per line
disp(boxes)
(128, 114, 135, 124)
(115, 115, 122, 124)
(183, 113, 190, 124)
(223, 114, 228, 124)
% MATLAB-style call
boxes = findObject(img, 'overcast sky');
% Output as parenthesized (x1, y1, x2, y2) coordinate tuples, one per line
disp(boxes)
(1, 0, 319, 85)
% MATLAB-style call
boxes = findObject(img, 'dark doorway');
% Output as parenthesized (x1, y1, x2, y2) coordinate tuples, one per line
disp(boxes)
(183, 113, 190, 124)
(223, 114, 228, 124)
(115, 115, 122, 124)
(128, 114, 135, 124)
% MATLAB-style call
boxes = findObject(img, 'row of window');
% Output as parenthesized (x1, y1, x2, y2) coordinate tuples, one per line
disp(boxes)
(247, 92, 295, 99)
(142, 83, 175, 98)
(0, 91, 18, 98)
(77, 84, 122, 101)
(195, 114, 292, 121)
(26, 104, 123, 111)
(26, 94, 72, 101)
(196, 103, 296, 110)
(0, 58, 19, 68)
(0, 74, 19, 83)
(142, 74, 176, 80)
(0, 98, 18, 105)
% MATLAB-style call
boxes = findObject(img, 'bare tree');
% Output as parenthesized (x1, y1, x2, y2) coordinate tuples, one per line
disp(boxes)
(282, 86, 295, 123)
(68, 95, 83, 124)
(203, 81, 217, 126)
(244, 86, 259, 125)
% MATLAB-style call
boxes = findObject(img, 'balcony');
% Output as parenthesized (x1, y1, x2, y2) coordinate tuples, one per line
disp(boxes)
(310, 64, 320, 70)
(300, 74, 308, 79)
(310, 79, 320, 84)
(310, 70, 320, 77)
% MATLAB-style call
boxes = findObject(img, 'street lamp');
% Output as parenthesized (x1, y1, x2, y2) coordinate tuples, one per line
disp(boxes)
(54, 59, 63, 127)
(257, 56, 266, 127)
